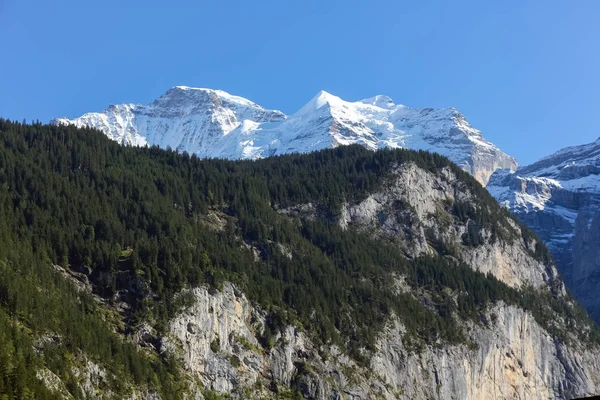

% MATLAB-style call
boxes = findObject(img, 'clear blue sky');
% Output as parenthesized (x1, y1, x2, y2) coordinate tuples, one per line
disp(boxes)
(1, 0, 599, 165)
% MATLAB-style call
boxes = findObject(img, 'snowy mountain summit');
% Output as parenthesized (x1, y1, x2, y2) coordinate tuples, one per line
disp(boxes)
(53, 86, 517, 185)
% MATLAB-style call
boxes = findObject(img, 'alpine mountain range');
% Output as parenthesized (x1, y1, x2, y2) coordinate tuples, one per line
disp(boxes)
(53, 86, 517, 186)
(54, 85, 600, 322)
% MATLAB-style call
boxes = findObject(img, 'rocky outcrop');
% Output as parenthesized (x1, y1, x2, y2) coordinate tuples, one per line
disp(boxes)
(36, 353, 162, 400)
(163, 285, 263, 394)
(340, 163, 559, 290)
(371, 303, 600, 400)
(164, 283, 600, 400)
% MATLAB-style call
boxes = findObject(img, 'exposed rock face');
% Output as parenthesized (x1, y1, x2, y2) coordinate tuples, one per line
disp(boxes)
(371, 303, 600, 400)
(488, 138, 600, 320)
(36, 354, 162, 400)
(165, 283, 600, 400)
(52, 87, 517, 185)
(163, 285, 264, 394)
(339, 164, 559, 290)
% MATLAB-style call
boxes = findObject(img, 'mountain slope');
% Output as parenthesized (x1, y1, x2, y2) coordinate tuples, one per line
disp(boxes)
(0, 119, 598, 399)
(53, 86, 517, 185)
(488, 137, 600, 321)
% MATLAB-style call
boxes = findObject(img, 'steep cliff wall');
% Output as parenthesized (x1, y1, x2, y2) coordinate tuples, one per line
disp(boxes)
(164, 283, 600, 400)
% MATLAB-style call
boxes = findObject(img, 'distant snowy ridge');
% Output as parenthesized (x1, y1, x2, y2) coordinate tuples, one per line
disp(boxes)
(487, 137, 600, 320)
(53, 86, 517, 185)
(488, 138, 600, 240)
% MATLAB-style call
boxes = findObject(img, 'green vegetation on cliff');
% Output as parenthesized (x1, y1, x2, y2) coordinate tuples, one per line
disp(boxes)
(0, 119, 595, 398)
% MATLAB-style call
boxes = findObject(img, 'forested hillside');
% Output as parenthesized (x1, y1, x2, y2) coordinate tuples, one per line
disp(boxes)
(0, 119, 597, 399)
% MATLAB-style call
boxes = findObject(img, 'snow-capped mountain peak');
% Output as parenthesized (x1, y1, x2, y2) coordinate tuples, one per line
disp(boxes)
(295, 90, 347, 115)
(52, 86, 517, 185)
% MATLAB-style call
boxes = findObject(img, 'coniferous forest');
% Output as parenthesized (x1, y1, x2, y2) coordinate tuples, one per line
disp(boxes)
(0, 119, 597, 399)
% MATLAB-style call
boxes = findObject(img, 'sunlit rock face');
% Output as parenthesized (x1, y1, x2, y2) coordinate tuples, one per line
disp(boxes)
(163, 283, 600, 400)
